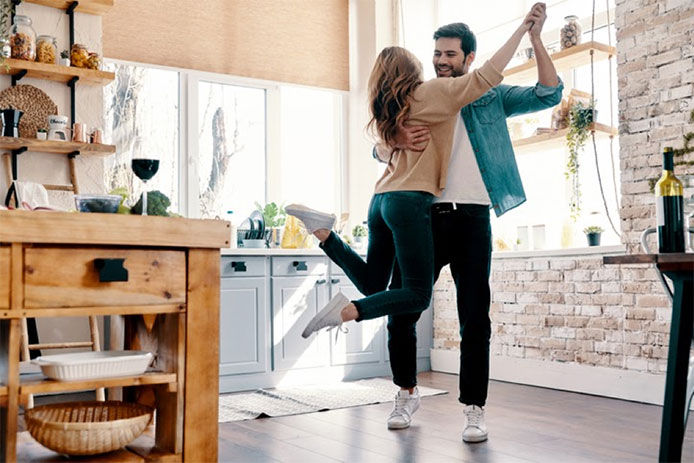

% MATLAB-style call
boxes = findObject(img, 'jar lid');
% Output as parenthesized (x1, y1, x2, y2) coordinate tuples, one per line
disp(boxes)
(37, 34, 56, 42)
(13, 15, 32, 24)
(564, 15, 579, 21)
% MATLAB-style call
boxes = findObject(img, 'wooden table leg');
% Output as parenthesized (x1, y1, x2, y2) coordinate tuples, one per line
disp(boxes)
(659, 274, 693, 463)
(184, 249, 219, 461)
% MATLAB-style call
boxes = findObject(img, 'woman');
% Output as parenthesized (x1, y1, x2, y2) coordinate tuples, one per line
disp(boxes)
(288, 11, 535, 339)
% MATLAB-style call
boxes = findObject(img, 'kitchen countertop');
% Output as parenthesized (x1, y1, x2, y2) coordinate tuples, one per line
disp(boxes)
(221, 247, 366, 256)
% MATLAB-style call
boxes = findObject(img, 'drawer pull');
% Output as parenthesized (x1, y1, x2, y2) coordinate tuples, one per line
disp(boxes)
(293, 261, 308, 271)
(93, 258, 128, 283)
(231, 261, 247, 272)
(316, 279, 327, 285)
(331, 278, 341, 284)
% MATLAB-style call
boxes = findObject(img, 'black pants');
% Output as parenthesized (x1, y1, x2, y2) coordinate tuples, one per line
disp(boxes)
(388, 203, 492, 406)
(321, 191, 435, 320)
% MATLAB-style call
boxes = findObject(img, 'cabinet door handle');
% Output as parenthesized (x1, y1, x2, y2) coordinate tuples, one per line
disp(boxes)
(316, 279, 327, 285)
(93, 258, 128, 282)
(293, 261, 308, 271)
(331, 278, 341, 284)
(231, 261, 247, 272)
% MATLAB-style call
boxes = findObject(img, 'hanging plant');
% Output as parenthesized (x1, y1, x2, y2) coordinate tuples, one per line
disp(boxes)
(565, 101, 595, 221)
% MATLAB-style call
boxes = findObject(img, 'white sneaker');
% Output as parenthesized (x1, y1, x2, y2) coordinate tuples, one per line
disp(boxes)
(285, 203, 336, 234)
(301, 293, 349, 338)
(387, 387, 420, 429)
(462, 405, 488, 443)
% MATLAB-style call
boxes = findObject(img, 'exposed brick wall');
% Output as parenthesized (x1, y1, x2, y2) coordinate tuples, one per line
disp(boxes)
(432, 0, 693, 376)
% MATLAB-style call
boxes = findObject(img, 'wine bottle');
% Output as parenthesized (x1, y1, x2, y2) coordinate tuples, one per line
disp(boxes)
(655, 147, 684, 253)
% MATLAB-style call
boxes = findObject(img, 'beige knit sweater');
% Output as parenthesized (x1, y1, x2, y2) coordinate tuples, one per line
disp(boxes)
(374, 60, 503, 197)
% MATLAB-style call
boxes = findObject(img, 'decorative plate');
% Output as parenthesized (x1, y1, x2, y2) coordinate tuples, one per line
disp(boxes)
(0, 84, 59, 138)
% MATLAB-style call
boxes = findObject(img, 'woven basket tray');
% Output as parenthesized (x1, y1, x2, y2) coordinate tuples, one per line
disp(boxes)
(25, 401, 153, 456)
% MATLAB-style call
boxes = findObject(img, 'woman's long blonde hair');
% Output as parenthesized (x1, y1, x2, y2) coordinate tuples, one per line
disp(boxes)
(367, 47, 423, 146)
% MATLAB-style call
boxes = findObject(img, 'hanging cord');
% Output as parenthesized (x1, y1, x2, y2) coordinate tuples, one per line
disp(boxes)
(605, 1, 620, 213)
(589, 0, 621, 237)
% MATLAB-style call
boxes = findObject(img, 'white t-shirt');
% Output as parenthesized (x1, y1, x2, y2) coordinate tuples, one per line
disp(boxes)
(435, 115, 491, 205)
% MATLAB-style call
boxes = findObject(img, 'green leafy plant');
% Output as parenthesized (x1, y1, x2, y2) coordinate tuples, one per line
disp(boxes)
(583, 225, 604, 234)
(60, 49, 69, 59)
(255, 201, 286, 228)
(37, 128, 46, 133)
(352, 224, 367, 238)
(565, 101, 595, 221)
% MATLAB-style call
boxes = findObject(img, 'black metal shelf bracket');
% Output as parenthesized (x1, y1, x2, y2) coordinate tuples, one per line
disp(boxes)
(11, 69, 27, 87)
(4, 146, 28, 207)
(68, 150, 80, 159)
(67, 76, 79, 125)
(10, 0, 22, 25)
(67, 2, 79, 48)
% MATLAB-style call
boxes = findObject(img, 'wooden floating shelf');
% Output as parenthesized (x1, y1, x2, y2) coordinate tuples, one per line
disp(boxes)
(512, 123, 617, 154)
(20, 372, 177, 395)
(1, 58, 115, 85)
(0, 136, 115, 156)
(0, 385, 7, 396)
(0, 304, 186, 319)
(24, 0, 114, 15)
(503, 41, 616, 85)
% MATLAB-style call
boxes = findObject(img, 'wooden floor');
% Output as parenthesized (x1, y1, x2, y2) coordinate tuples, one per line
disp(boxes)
(219, 371, 694, 463)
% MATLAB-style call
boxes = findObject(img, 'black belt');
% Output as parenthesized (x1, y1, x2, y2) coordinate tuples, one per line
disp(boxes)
(431, 203, 490, 214)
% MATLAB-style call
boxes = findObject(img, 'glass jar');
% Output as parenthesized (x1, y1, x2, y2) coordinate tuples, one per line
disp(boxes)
(36, 35, 57, 64)
(10, 15, 36, 61)
(87, 52, 102, 70)
(70, 43, 89, 68)
(560, 15, 582, 50)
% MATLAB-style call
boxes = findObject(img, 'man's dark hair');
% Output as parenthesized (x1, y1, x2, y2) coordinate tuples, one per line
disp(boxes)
(433, 23, 477, 56)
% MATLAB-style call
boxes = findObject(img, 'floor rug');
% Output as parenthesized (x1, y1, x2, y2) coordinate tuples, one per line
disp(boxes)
(218, 377, 447, 422)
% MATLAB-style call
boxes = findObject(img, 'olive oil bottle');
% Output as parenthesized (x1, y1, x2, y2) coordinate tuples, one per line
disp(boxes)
(655, 147, 684, 253)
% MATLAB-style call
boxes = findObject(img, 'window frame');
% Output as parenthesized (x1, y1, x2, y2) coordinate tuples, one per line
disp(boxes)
(105, 58, 347, 219)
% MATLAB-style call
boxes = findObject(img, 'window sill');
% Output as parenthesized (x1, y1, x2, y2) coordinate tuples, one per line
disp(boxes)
(491, 244, 626, 259)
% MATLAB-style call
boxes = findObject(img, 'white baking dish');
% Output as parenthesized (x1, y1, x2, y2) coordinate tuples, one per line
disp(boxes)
(32, 351, 154, 381)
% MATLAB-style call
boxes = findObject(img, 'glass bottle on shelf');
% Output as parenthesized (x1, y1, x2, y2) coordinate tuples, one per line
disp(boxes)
(10, 15, 36, 61)
(36, 34, 57, 64)
(560, 15, 582, 50)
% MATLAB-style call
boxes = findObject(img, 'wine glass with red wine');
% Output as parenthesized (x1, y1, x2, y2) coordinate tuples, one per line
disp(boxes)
(131, 158, 159, 216)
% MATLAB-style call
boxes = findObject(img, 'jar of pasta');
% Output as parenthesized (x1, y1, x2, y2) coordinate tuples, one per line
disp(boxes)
(86, 52, 102, 70)
(10, 15, 36, 61)
(70, 43, 89, 68)
(560, 15, 582, 50)
(36, 35, 57, 64)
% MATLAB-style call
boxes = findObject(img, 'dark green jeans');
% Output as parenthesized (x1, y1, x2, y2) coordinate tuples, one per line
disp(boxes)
(320, 191, 434, 320)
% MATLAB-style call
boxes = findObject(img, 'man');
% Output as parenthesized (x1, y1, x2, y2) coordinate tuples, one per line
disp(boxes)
(377, 3, 562, 442)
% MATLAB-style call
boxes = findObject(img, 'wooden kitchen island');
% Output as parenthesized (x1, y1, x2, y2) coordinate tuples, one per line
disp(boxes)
(0, 210, 229, 462)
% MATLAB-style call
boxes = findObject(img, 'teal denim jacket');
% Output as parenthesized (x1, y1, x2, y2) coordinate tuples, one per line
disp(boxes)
(462, 79, 563, 216)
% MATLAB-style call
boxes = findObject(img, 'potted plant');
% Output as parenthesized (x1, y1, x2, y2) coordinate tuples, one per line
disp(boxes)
(565, 100, 596, 221)
(255, 201, 286, 247)
(36, 128, 47, 140)
(59, 49, 70, 66)
(583, 225, 604, 247)
(352, 224, 367, 246)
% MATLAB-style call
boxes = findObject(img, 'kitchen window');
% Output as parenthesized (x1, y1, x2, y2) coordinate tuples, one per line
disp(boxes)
(104, 60, 345, 220)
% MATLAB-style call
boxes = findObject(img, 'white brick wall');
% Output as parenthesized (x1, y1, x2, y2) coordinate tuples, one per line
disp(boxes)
(432, 0, 693, 376)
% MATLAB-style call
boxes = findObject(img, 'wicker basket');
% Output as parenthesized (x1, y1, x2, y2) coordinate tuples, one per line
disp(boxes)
(24, 401, 153, 456)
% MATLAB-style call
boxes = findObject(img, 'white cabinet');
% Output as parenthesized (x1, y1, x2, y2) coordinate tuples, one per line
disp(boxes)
(219, 257, 270, 376)
(328, 265, 384, 366)
(219, 252, 432, 392)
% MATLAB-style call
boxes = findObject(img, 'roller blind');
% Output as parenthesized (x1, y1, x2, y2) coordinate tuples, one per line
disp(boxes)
(103, 0, 349, 90)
